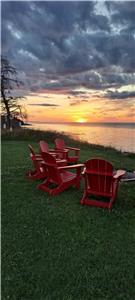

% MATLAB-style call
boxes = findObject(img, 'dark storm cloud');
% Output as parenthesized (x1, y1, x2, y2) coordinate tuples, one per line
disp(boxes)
(68, 91, 87, 96)
(29, 103, 59, 107)
(1, 1, 135, 96)
(69, 99, 88, 106)
(29, 70, 135, 93)
(105, 1, 135, 31)
(105, 90, 135, 100)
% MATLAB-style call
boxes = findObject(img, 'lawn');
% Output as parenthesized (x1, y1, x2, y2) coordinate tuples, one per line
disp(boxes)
(1, 130, 135, 300)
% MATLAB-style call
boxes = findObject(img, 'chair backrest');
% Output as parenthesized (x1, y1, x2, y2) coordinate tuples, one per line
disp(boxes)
(85, 159, 113, 197)
(28, 144, 35, 156)
(28, 144, 41, 172)
(41, 152, 62, 185)
(55, 138, 65, 150)
(39, 140, 49, 153)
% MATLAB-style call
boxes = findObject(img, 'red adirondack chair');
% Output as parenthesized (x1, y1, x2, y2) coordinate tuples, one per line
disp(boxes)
(37, 152, 84, 195)
(28, 144, 41, 158)
(27, 144, 47, 180)
(55, 138, 80, 163)
(39, 140, 67, 166)
(81, 158, 125, 210)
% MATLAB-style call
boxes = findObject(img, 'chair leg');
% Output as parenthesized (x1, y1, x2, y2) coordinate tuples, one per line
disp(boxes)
(51, 185, 64, 195)
(80, 190, 87, 205)
(109, 195, 116, 210)
(75, 179, 80, 189)
(52, 180, 79, 195)
(37, 180, 64, 196)
(26, 170, 45, 180)
(38, 177, 81, 196)
(37, 179, 51, 193)
(75, 169, 82, 189)
(109, 181, 119, 209)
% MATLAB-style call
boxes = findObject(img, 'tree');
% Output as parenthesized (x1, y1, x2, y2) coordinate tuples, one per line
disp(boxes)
(1, 56, 27, 129)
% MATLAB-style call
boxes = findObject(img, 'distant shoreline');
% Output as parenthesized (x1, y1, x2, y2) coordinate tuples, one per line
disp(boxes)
(22, 123, 32, 126)
(1, 127, 135, 156)
(25, 121, 135, 129)
(30, 121, 135, 125)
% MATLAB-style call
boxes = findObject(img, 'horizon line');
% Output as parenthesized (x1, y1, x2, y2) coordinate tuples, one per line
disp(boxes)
(28, 121, 135, 125)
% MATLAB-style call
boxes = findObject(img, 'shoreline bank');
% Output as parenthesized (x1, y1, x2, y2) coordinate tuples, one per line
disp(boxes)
(1, 127, 135, 157)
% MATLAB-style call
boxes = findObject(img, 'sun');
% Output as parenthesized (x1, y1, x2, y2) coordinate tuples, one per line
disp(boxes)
(76, 118, 87, 123)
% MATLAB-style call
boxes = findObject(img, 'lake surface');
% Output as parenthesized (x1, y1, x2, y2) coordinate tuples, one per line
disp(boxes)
(26, 122, 135, 153)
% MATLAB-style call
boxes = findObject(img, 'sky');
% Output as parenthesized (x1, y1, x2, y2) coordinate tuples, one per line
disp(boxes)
(1, 0, 135, 123)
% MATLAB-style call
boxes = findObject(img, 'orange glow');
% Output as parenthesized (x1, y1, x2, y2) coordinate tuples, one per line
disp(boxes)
(76, 118, 88, 123)
(24, 88, 135, 124)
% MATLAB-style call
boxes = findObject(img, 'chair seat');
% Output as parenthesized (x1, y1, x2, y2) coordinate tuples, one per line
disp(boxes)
(61, 170, 76, 183)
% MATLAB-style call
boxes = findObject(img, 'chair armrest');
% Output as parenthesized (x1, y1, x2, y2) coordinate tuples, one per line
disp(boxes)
(40, 161, 46, 165)
(55, 149, 69, 153)
(48, 150, 59, 157)
(56, 159, 67, 164)
(58, 163, 84, 170)
(66, 146, 80, 151)
(49, 149, 67, 154)
(36, 157, 43, 161)
(81, 167, 86, 175)
(113, 170, 126, 179)
(49, 149, 57, 152)
(31, 156, 43, 161)
(50, 153, 57, 157)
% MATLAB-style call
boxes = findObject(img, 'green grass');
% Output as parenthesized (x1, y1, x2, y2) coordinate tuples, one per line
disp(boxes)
(2, 130, 135, 300)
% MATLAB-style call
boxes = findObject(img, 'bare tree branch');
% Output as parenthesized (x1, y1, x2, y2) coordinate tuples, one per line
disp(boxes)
(1, 56, 27, 128)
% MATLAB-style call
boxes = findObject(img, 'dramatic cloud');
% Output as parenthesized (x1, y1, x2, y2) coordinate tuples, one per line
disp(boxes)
(1, 1, 135, 102)
(105, 1, 135, 30)
(105, 90, 135, 100)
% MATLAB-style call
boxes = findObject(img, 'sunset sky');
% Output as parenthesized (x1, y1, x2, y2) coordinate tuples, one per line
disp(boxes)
(1, 1, 135, 123)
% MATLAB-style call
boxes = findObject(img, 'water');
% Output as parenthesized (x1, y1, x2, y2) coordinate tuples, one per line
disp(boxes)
(25, 122, 135, 153)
